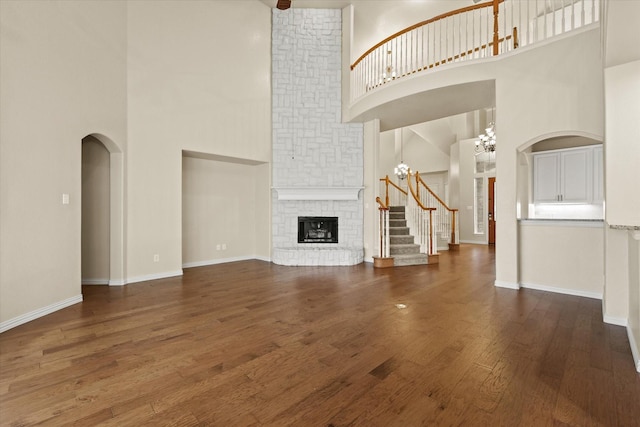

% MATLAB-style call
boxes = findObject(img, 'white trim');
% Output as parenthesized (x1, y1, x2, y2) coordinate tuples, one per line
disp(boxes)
(182, 256, 256, 269)
(273, 187, 363, 200)
(81, 278, 109, 285)
(495, 280, 520, 289)
(254, 255, 271, 262)
(603, 315, 627, 327)
(0, 294, 83, 333)
(126, 270, 183, 284)
(520, 282, 602, 299)
(459, 240, 487, 245)
(627, 327, 640, 373)
(519, 219, 604, 228)
(109, 279, 125, 286)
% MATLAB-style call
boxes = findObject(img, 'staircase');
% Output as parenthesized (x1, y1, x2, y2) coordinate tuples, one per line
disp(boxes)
(388, 206, 428, 266)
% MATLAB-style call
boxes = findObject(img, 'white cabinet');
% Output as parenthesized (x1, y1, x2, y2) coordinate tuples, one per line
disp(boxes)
(592, 145, 603, 203)
(533, 145, 601, 204)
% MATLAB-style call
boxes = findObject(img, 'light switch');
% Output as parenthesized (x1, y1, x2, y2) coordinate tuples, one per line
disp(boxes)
(62, 193, 70, 205)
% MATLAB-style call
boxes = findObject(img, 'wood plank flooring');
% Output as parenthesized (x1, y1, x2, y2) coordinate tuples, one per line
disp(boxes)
(1, 244, 639, 426)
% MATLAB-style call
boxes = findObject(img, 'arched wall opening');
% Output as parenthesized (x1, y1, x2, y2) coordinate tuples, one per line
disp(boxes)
(515, 130, 605, 299)
(516, 131, 603, 220)
(81, 133, 125, 286)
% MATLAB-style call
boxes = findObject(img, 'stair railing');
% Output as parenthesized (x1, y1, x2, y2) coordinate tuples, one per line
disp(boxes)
(406, 174, 437, 256)
(350, 0, 599, 101)
(379, 175, 408, 208)
(375, 197, 390, 259)
(379, 174, 437, 256)
(414, 172, 459, 247)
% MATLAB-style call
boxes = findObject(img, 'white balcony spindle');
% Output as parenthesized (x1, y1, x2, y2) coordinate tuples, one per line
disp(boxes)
(350, 1, 598, 101)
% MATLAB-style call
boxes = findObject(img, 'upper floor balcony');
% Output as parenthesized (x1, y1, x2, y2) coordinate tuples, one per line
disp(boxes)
(347, 0, 600, 126)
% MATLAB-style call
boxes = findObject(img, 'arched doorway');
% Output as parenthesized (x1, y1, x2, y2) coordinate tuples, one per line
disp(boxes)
(81, 133, 125, 286)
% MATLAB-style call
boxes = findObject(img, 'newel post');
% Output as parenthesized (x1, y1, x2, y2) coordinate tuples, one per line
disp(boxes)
(449, 209, 460, 251)
(384, 175, 390, 207)
(492, 0, 500, 56)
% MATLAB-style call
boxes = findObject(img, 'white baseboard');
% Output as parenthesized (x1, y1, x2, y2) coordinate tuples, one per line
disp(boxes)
(520, 282, 602, 300)
(182, 256, 255, 269)
(254, 255, 271, 262)
(459, 240, 487, 245)
(126, 270, 183, 284)
(0, 294, 83, 333)
(109, 279, 125, 286)
(495, 280, 520, 289)
(627, 327, 640, 373)
(603, 315, 628, 327)
(82, 278, 109, 285)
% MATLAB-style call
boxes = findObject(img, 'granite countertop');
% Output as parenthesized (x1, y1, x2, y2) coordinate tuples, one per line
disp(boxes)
(518, 219, 640, 231)
(519, 218, 604, 222)
(609, 224, 640, 231)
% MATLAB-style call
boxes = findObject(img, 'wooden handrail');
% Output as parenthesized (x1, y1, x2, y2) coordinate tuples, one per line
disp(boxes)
(375, 196, 389, 210)
(379, 176, 408, 196)
(380, 175, 407, 207)
(438, 34, 513, 66)
(415, 172, 458, 214)
(351, 0, 505, 70)
(407, 175, 436, 213)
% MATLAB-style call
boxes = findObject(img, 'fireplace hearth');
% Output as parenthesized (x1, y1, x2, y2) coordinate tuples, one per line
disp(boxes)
(298, 217, 338, 243)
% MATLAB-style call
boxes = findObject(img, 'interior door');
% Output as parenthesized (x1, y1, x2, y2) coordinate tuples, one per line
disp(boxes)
(488, 177, 496, 245)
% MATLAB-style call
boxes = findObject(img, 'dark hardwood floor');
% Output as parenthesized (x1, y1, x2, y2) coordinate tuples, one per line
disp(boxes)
(1, 245, 638, 426)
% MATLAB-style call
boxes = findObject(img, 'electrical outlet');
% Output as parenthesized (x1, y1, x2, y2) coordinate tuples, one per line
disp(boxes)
(153, 254, 159, 262)
(216, 244, 221, 250)
(222, 243, 227, 250)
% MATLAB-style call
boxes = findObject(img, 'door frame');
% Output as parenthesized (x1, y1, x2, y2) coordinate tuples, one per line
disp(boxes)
(488, 176, 496, 245)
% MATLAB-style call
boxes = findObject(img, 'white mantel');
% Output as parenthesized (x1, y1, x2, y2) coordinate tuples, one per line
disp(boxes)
(273, 187, 363, 201)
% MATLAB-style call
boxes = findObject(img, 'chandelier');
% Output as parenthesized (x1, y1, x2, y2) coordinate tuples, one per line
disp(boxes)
(475, 121, 496, 153)
(382, 50, 396, 82)
(394, 129, 410, 180)
(394, 162, 410, 180)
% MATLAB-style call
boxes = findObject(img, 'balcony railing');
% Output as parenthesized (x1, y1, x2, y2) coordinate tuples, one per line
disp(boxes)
(350, 0, 599, 101)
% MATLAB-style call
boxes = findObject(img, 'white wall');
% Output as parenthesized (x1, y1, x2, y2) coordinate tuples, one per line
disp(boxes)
(519, 221, 604, 298)
(603, 1, 640, 371)
(458, 138, 492, 244)
(82, 137, 111, 283)
(182, 156, 269, 267)
(604, 60, 640, 227)
(494, 28, 604, 288)
(629, 233, 640, 371)
(403, 131, 450, 175)
(126, 1, 272, 281)
(0, 0, 127, 327)
(350, 1, 469, 63)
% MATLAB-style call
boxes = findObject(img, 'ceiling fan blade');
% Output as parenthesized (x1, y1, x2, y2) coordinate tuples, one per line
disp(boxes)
(276, 0, 291, 10)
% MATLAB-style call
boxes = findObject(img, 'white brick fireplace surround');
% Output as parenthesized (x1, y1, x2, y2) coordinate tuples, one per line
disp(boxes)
(271, 9, 364, 266)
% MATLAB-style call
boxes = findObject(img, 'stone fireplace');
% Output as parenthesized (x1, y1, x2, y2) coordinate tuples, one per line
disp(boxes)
(271, 9, 364, 266)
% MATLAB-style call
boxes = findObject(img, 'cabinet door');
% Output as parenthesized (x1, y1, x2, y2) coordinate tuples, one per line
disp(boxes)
(534, 153, 560, 203)
(561, 149, 592, 203)
(593, 146, 603, 203)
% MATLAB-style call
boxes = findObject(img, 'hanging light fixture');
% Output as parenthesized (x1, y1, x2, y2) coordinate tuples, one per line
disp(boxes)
(475, 110, 496, 153)
(394, 129, 410, 180)
(382, 50, 396, 82)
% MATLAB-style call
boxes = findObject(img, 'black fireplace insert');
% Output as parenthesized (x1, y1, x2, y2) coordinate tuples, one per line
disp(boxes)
(298, 216, 338, 243)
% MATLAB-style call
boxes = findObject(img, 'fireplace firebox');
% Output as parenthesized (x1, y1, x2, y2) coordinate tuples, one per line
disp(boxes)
(298, 217, 338, 243)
